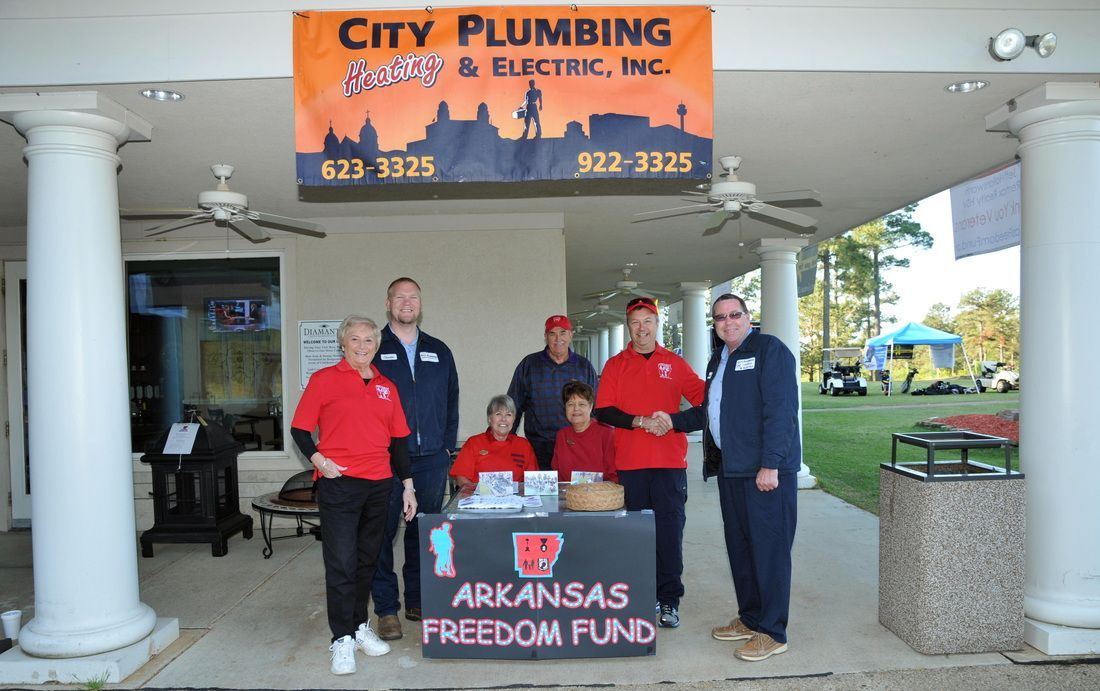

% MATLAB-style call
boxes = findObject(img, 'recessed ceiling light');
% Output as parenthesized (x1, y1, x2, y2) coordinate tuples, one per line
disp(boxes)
(140, 88, 184, 102)
(945, 80, 989, 94)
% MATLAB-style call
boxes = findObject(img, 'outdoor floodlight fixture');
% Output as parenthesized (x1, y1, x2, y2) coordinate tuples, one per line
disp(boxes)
(989, 28, 1057, 61)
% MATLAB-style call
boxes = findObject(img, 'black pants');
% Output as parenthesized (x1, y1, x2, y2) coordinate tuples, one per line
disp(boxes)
(618, 468, 688, 608)
(531, 439, 555, 471)
(318, 475, 391, 640)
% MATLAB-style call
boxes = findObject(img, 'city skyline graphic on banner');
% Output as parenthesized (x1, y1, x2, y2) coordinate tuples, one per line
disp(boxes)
(295, 98, 713, 186)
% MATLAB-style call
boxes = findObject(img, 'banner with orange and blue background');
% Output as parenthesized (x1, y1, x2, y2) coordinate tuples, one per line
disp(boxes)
(293, 6, 712, 186)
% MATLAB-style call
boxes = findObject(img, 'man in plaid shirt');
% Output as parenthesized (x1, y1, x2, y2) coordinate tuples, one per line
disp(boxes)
(507, 315, 597, 470)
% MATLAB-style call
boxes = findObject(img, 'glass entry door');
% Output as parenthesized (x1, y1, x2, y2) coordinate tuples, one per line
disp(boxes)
(5, 261, 29, 526)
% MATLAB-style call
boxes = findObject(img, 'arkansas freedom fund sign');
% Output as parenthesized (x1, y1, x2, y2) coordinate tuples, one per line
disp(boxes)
(419, 511, 656, 659)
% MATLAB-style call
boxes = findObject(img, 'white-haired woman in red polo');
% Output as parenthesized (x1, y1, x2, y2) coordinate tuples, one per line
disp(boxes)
(291, 315, 417, 675)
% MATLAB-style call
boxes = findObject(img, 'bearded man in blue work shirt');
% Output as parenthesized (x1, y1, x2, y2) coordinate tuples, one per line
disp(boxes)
(371, 277, 459, 641)
(658, 293, 799, 662)
(507, 315, 597, 470)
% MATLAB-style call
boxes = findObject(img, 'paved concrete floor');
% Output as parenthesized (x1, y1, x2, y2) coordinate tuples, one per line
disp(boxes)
(1, 445, 1097, 689)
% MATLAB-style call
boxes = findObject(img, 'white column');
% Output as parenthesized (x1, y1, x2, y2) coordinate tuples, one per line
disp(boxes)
(679, 282, 710, 376)
(597, 327, 610, 372)
(0, 93, 158, 657)
(755, 238, 815, 489)
(988, 82, 1100, 653)
(609, 323, 625, 358)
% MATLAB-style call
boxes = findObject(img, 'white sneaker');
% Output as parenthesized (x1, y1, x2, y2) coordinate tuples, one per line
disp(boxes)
(328, 635, 356, 675)
(355, 621, 391, 657)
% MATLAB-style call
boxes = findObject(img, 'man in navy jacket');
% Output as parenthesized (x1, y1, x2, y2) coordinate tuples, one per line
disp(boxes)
(371, 277, 459, 640)
(662, 293, 799, 662)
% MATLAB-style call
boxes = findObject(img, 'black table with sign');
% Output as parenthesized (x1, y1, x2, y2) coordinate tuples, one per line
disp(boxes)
(418, 483, 656, 660)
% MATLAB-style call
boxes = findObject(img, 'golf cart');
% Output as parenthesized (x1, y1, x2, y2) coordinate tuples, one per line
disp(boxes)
(819, 347, 868, 396)
(975, 361, 1019, 393)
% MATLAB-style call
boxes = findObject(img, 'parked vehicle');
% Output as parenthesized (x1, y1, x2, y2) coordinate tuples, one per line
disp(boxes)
(819, 347, 868, 396)
(975, 361, 1019, 393)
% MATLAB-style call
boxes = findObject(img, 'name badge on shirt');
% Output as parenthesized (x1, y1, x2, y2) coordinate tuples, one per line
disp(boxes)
(735, 357, 756, 371)
(420, 351, 439, 363)
(379, 353, 398, 361)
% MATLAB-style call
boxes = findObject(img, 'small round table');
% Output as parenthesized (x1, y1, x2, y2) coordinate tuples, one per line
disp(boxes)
(251, 492, 320, 558)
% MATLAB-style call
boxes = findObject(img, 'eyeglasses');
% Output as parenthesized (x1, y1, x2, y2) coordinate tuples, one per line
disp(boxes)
(713, 310, 747, 322)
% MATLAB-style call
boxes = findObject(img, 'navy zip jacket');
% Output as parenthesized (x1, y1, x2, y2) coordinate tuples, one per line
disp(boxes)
(671, 330, 801, 479)
(373, 323, 459, 458)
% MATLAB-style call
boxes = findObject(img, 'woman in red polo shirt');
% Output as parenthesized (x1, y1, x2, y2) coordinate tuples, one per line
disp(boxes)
(450, 394, 538, 489)
(291, 315, 417, 676)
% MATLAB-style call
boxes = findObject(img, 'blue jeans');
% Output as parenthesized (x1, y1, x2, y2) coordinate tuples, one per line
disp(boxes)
(371, 449, 451, 616)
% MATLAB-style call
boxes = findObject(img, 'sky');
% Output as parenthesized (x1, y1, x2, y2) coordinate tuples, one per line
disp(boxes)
(886, 189, 1020, 325)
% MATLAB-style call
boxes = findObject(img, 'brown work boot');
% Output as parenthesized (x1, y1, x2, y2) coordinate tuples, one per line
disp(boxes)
(376, 614, 403, 641)
(735, 632, 788, 661)
(712, 617, 754, 641)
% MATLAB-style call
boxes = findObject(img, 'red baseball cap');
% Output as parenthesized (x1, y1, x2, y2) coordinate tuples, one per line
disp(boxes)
(626, 296, 659, 316)
(545, 315, 573, 332)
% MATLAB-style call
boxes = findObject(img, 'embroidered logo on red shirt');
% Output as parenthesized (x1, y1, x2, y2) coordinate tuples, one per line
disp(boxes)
(657, 363, 673, 380)
(375, 384, 392, 400)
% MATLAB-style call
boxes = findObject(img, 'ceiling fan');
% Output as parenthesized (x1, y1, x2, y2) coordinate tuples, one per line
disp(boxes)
(582, 264, 670, 303)
(570, 303, 625, 323)
(634, 155, 821, 236)
(122, 164, 327, 244)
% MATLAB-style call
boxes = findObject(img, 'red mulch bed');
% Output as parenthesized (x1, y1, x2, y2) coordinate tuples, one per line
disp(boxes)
(933, 414, 1019, 444)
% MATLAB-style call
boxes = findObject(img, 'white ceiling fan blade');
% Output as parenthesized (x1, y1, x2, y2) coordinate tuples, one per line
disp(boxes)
(229, 217, 272, 243)
(752, 189, 822, 204)
(679, 190, 710, 196)
(250, 211, 326, 238)
(596, 291, 624, 303)
(122, 207, 203, 217)
(582, 288, 619, 301)
(629, 287, 671, 300)
(702, 209, 729, 235)
(633, 203, 715, 219)
(747, 202, 817, 228)
(145, 214, 210, 236)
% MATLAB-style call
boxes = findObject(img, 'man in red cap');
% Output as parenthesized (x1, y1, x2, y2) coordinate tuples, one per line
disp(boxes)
(507, 314, 597, 470)
(594, 296, 705, 629)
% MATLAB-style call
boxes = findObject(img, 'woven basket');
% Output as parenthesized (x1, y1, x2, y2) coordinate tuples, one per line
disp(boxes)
(565, 481, 624, 511)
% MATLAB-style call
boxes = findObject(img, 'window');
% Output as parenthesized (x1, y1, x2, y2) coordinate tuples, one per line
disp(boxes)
(126, 257, 282, 453)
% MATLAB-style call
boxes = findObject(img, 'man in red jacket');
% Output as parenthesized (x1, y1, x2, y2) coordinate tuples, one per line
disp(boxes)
(594, 296, 705, 629)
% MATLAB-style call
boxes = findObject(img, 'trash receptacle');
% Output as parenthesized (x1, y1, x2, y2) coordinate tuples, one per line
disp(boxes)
(140, 422, 253, 557)
(879, 431, 1024, 654)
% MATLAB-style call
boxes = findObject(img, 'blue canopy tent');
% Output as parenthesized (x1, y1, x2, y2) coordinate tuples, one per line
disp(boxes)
(864, 322, 978, 392)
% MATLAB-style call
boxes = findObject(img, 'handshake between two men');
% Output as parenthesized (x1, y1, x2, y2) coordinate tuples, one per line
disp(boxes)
(638, 411, 675, 436)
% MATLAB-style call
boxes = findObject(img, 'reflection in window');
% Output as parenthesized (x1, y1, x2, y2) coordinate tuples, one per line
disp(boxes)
(126, 257, 282, 453)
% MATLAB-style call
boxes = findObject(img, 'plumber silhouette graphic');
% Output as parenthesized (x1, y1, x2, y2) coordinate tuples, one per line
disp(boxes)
(429, 521, 456, 577)
(521, 79, 543, 140)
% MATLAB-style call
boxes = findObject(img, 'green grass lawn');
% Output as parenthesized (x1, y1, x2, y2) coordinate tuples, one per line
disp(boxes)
(800, 380, 1019, 514)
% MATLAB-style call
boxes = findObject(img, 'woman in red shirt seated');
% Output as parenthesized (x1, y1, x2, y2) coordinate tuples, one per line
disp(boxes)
(551, 381, 617, 483)
(450, 394, 538, 489)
